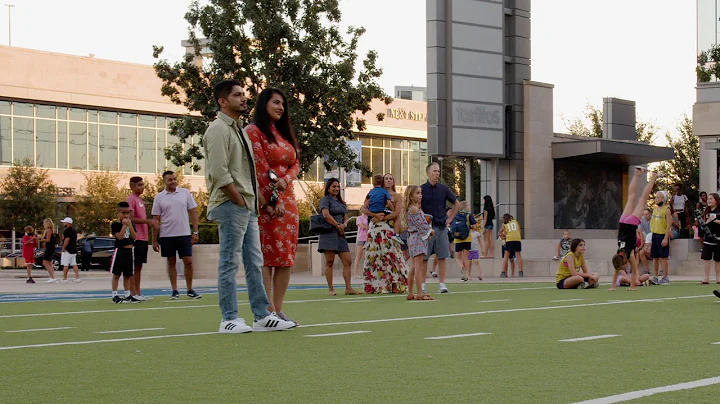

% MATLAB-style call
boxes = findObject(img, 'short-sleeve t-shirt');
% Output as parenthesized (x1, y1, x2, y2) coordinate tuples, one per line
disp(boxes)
(127, 193, 149, 241)
(22, 235, 37, 258)
(556, 252, 584, 283)
(671, 194, 688, 212)
(470, 230, 481, 252)
(151, 187, 198, 238)
(356, 215, 369, 242)
(111, 222, 134, 248)
(63, 227, 77, 254)
(367, 187, 391, 214)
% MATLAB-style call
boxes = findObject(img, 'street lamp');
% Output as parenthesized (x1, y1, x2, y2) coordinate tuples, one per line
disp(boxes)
(4, 3, 13, 46)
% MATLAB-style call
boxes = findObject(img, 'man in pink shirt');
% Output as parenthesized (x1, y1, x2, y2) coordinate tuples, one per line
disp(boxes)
(127, 176, 156, 300)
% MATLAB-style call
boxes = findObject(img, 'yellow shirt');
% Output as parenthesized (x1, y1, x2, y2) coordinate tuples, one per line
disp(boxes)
(556, 252, 584, 283)
(650, 204, 669, 235)
(504, 220, 521, 242)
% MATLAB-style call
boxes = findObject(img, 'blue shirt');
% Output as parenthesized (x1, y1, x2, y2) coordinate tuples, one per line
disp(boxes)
(421, 181, 457, 226)
(367, 186, 391, 213)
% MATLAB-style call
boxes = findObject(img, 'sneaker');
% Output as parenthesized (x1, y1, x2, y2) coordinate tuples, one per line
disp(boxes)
(59, 279, 68, 284)
(46, 278, 58, 283)
(714, 290, 720, 299)
(276, 311, 298, 326)
(390, 235, 405, 246)
(124, 295, 142, 304)
(112, 295, 123, 304)
(650, 276, 659, 285)
(421, 283, 427, 293)
(133, 295, 146, 301)
(461, 268, 468, 281)
(519, 271, 524, 278)
(578, 282, 586, 289)
(73, 279, 81, 283)
(500, 272, 507, 278)
(219, 318, 252, 334)
(140, 295, 153, 301)
(187, 290, 202, 299)
(170, 290, 180, 300)
(439, 283, 449, 293)
(430, 271, 438, 278)
(659, 277, 670, 285)
(26, 278, 35, 284)
(252, 313, 296, 332)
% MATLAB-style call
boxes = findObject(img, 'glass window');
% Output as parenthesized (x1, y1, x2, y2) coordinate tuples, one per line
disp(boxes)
(36, 120, 56, 168)
(157, 117, 167, 129)
(99, 111, 117, 124)
(57, 107, 68, 120)
(303, 159, 318, 182)
(195, 155, 205, 177)
(139, 115, 156, 128)
(58, 121, 68, 169)
(371, 148, 383, 177)
(88, 110, 98, 122)
(99, 125, 118, 170)
(14, 103, 33, 117)
(362, 147, 372, 184)
(391, 139, 402, 149)
(36, 105, 56, 119)
(167, 134, 181, 171)
(88, 124, 98, 169)
(359, 136, 371, 147)
(0, 116, 11, 165)
(0, 101, 10, 115)
(371, 137, 384, 147)
(138, 128, 156, 174)
(157, 130, 167, 173)
(391, 150, 401, 184)
(119, 112, 137, 126)
(401, 151, 410, 186)
(70, 108, 87, 122)
(70, 122, 88, 170)
(13, 117, 33, 164)
(119, 127, 137, 172)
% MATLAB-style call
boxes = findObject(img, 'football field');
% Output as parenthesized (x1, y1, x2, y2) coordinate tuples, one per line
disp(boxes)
(1, 282, 719, 403)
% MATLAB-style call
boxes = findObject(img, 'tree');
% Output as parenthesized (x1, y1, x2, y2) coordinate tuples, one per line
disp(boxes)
(563, 103, 658, 143)
(153, 0, 391, 176)
(0, 159, 58, 231)
(73, 171, 129, 236)
(697, 44, 720, 83)
(296, 181, 324, 218)
(656, 115, 699, 206)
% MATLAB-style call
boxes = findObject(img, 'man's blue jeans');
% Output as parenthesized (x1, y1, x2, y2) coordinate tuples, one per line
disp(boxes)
(208, 201, 270, 321)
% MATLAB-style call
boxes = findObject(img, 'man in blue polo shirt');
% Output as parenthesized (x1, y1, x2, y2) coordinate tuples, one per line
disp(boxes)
(421, 162, 460, 293)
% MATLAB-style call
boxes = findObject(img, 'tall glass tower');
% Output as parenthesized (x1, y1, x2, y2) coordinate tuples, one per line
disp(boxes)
(698, 0, 719, 81)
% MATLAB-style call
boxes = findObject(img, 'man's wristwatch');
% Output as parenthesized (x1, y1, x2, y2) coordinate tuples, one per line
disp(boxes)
(193, 231, 199, 235)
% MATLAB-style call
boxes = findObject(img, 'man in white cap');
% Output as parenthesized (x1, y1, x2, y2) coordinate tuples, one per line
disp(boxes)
(60, 217, 81, 283)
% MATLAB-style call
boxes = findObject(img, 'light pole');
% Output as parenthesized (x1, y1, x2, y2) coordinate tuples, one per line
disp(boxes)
(5, 3, 13, 46)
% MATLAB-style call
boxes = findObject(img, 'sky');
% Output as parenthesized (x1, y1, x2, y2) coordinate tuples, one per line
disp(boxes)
(0, 0, 697, 139)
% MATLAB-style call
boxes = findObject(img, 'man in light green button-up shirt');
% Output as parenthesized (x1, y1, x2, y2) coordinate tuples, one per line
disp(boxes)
(203, 80, 295, 333)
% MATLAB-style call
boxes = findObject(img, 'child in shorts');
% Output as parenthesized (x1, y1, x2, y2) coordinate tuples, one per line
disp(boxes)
(110, 202, 141, 303)
(366, 174, 394, 215)
(610, 167, 660, 291)
(22, 226, 38, 283)
(468, 229, 482, 281)
(499, 233, 516, 277)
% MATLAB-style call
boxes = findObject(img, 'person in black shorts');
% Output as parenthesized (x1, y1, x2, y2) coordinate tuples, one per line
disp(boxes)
(110, 202, 141, 304)
(699, 193, 720, 284)
(610, 168, 660, 291)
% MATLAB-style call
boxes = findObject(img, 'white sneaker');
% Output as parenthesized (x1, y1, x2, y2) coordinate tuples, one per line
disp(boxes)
(219, 318, 252, 334)
(46, 278, 58, 283)
(439, 283, 449, 293)
(133, 295, 146, 301)
(253, 313, 296, 332)
(59, 279, 68, 284)
(74, 279, 81, 283)
(421, 283, 427, 293)
(141, 295, 153, 301)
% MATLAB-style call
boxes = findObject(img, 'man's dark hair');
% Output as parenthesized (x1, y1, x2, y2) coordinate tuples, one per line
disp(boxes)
(675, 183, 683, 191)
(118, 201, 130, 209)
(701, 191, 708, 197)
(162, 170, 175, 179)
(214, 80, 243, 109)
(129, 176, 143, 186)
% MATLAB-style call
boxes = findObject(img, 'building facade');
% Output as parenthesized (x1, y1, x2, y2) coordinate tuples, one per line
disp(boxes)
(696, 0, 720, 193)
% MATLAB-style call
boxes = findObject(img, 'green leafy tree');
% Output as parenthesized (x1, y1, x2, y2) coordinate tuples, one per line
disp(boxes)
(656, 115, 699, 206)
(0, 158, 58, 231)
(153, 0, 391, 175)
(73, 171, 129, 236)
(563, 103, 657, 143)
(697, 44, 720, 83)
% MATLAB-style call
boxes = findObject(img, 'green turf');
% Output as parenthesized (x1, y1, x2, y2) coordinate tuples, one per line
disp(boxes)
(1, 282, 720, 403)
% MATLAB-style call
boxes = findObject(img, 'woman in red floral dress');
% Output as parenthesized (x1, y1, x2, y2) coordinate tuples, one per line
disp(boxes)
(246, 87, 300, 324)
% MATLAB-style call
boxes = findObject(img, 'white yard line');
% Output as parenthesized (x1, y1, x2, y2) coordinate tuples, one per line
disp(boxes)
(62, 299, 103, 303)
(5, 326, 75, 333)
(571, 376, 720, 403)
(559, 334, 620, 342)
(550, 298, 584, 303)
(305, 331, 371, 337)
(425, 332, 491, 340)
(0, 332, 219, 351)
(476, 299, 511, 303)
(94, 327, 166, 334)
(340, 300, 375, 304)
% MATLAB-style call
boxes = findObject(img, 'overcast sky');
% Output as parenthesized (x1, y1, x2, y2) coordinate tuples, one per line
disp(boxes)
(0, 0, 697, 139)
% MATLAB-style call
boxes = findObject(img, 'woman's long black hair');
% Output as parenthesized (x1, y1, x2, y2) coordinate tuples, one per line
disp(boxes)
(252, 87, 299, 152)
(324, 178, 345, 205)
(483, 195, 495, 217)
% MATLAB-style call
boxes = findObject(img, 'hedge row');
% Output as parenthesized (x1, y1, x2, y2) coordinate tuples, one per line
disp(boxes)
(197, 216, 360, 244)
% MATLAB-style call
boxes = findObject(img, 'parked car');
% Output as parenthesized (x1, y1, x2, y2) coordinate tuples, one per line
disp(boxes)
(34, 237, 116, 271)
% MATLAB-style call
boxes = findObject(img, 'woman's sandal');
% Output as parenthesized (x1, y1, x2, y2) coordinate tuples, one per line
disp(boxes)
(407, 294, 415, 300)
(344, 290, 362, 295)
(698, 281, 710, 285)
(328, 290, 337, 296)
(416, 294, 435, 301)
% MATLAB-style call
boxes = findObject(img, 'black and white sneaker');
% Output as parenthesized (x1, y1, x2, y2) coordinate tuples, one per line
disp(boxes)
(187, 290, 202, 299)
(112, 295, 123, 304)
(124, 295, 142, 304)
(252, 313, 296, 332)
(170, 290, 180, 300)
(219, 318, 252, 334)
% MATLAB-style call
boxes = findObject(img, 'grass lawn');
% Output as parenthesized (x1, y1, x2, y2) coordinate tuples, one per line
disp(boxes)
(1, 282, 720, 403)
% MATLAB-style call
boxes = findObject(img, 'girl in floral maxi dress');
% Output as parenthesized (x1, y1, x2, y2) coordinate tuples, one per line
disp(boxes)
(404, 185, 434, 300)
(361, 173, 408, 294)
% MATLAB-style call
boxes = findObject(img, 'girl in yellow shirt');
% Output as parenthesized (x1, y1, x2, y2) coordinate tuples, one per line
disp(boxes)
(556, 239, 599, 289)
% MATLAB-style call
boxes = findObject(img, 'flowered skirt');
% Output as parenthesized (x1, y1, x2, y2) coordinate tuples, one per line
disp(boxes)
(363, 220, 408, 294)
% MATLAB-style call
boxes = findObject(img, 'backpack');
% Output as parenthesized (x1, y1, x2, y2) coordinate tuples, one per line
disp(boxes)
(451, 212, 471, 240)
